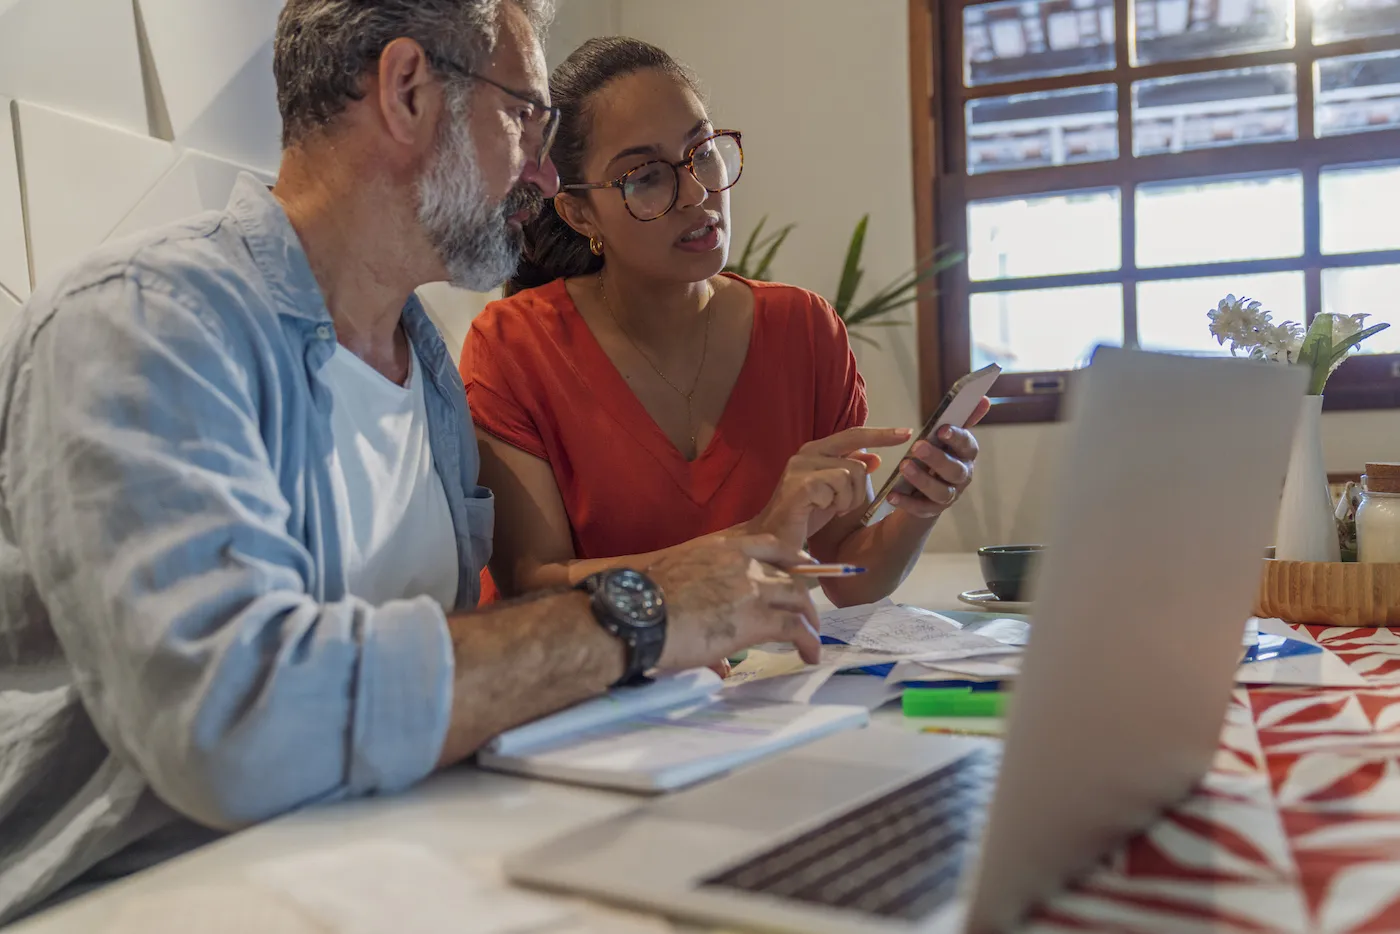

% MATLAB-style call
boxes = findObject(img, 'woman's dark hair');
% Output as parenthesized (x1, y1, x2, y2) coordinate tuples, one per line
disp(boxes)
(508, 37, 701, 294)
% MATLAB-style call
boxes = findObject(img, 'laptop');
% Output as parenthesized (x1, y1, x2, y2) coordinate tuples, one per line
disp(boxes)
(504, 347, 1307, 934)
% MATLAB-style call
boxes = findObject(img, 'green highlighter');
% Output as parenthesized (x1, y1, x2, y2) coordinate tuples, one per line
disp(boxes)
(902, 687, 1007, 718)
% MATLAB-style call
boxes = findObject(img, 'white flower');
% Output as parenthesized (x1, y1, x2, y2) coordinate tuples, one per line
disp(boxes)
(1330, 312, 1369, 346)
(1323, 313, 1373, 376)
(1258, 320, 1304, 363)
(1212, 294, 1391, 394)
(1207, 294, 1293, 358)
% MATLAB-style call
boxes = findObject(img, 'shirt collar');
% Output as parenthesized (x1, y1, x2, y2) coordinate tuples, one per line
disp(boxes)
(226, 173, 331, 324)
(224, 173, 455, 376)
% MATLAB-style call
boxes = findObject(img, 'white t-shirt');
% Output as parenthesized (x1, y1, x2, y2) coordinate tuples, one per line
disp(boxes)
(322, 343, 459, 609)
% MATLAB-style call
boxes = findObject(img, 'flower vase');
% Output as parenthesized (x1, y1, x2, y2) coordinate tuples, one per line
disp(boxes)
(1275, 395, 1340, 563)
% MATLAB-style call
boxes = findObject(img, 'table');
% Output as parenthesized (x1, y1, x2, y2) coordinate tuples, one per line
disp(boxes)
(10, 553, 1400, 934)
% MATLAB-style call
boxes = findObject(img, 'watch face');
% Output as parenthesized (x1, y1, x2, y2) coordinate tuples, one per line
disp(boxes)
(602, 570, 666, 628)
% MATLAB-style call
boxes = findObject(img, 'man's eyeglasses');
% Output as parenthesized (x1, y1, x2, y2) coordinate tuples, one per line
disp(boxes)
(561, 130, 744, 222)
(431, 55, 560, 168)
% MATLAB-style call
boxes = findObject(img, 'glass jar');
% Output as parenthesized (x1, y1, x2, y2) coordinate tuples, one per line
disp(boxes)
(1357, 463, 1400, 563)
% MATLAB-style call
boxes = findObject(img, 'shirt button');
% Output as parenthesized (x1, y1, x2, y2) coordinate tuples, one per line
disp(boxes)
(315, 325, 332, 340)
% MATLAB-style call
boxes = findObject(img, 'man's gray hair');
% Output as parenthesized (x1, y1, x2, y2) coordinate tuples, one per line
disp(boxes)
(273, 0, 555, 147)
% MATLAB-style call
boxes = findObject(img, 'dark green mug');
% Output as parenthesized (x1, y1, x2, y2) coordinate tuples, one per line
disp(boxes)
(977, 545, 1044, 602)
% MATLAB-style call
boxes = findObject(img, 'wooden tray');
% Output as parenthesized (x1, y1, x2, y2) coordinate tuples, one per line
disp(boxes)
(1255, 559, 1400, 627)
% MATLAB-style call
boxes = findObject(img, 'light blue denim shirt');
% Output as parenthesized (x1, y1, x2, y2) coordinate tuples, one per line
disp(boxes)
(0, 175, 492, 923)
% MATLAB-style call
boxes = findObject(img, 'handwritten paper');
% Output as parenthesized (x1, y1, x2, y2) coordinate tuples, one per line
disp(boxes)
(820, 602, 1019, 662)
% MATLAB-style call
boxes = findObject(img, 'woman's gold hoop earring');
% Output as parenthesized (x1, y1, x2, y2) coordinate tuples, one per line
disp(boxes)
(589, 236, 605, 256)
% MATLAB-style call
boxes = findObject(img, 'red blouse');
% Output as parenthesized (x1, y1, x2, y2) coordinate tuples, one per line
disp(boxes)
(462, 274, 868, 590)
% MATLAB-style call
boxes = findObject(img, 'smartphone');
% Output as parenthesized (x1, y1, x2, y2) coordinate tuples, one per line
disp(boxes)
(861, 362, 1001, 525)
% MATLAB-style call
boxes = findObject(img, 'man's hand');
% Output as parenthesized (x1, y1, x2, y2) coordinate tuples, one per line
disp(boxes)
(649, 535, 823, 670)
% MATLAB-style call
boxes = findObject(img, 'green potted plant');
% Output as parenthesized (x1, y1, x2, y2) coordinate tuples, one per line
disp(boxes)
(725, 214, 964, 346)
(723, 215, 795, 282)
(832, 215, 963, 347)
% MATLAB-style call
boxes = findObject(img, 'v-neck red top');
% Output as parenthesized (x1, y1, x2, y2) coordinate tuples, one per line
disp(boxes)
(461, 274, 868, 585)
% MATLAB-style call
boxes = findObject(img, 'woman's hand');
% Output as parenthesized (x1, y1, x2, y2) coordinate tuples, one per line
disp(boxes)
(886, 397, 991, 520)
(746, 427, 915, 547)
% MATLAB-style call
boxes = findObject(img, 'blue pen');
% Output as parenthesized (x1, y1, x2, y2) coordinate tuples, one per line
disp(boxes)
(789, 564, 867, 578)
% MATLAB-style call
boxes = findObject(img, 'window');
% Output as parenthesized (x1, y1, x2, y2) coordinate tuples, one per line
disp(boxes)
(910, 0, 1400, 422)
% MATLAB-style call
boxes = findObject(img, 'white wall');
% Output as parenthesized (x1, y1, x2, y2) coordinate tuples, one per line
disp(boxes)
(0, 0, 286, 322)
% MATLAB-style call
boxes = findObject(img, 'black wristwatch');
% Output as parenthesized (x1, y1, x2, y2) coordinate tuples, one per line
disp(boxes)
(576, 569, 668, 687)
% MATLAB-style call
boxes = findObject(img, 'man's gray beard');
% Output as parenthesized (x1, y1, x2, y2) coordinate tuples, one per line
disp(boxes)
(417, 97, 535, 292)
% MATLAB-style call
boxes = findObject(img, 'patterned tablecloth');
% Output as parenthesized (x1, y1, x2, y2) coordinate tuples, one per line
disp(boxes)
(1029, 624, 1400, 934)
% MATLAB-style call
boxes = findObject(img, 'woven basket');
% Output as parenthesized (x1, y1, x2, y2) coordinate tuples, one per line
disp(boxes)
(1255, 558, 1400, 627)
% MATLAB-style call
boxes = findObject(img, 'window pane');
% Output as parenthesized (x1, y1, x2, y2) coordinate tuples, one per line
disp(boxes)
(1133, 64, 1298, 156)
(963, 0, 1115, 87)
(968, 189, 1121, 281)
(1136, 173, 1303, 268)
(967, 85, 1118, 174)
(1137, 272, 1304, 353)
(970, 284, 1122, 372)
(1132, 0, 1294, 66)
(1323, 266, 1400, 353)
(1321, 162, 1400, 254)
(1316, 49, 1400, 138)
(1313, 0, 1400, 45)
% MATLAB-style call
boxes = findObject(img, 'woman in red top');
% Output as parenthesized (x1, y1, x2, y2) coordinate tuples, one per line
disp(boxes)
(462, 38, 987, 609)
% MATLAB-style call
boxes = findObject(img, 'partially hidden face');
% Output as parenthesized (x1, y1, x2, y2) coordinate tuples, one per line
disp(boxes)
(561, 68, 742, 284)
(418, 1, 555, 291)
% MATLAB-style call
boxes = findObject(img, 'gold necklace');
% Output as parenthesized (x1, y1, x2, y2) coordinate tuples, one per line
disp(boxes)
(598, 272, 715, 456)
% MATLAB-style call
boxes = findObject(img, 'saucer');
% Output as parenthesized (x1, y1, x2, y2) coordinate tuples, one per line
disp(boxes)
(957, 589, 1032, 614)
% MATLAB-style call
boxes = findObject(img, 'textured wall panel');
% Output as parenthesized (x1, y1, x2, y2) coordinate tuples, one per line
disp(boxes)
(0, 98, 28, 300)
(17, 103, 175, 285)
(111, 149, 274, 241)
(136, 0, 281, 138)
(0, 0, 148, 134)
(174, 42, 281, 174)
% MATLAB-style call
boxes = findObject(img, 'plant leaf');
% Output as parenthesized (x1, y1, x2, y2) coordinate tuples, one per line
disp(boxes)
(736, 215, 766, 274)
(1329, 322, 1391, 365)
(859, 248, 964, 310)
(841, 246, 965, 327)
(845, 297, 921, 327)
(752, 223, 794, 281)
(1299, 315, 1334, 395)
(835, 215, 869, 316)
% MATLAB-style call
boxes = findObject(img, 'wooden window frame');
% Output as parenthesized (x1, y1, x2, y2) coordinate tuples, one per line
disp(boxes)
(909, 0, 1400, 424)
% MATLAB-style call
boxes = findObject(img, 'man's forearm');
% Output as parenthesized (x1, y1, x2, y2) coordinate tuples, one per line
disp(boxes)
(434, 589, 625, 767)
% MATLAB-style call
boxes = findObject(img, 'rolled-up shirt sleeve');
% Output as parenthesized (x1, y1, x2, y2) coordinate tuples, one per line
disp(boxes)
(2, 271, 453, 830)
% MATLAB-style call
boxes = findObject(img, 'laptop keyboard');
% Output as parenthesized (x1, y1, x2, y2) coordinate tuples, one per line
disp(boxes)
(700, 747, 1001, 921)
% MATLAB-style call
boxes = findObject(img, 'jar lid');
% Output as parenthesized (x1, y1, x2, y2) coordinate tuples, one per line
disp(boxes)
(1365, 463, 1400, 494)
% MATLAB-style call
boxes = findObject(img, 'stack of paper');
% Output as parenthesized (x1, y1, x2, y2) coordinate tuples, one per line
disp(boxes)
(726, 602, 1027, 705)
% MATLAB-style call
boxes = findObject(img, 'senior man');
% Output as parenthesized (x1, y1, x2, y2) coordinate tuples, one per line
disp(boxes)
(0, 0, 821, 922)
